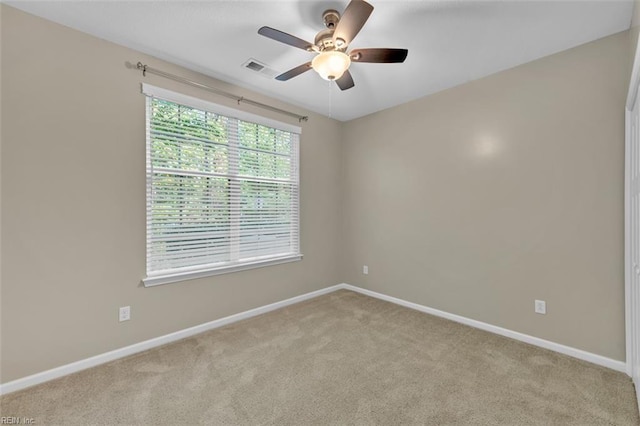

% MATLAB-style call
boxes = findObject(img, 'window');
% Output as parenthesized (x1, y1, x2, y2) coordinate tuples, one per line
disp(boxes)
(142, 84, 301, 286)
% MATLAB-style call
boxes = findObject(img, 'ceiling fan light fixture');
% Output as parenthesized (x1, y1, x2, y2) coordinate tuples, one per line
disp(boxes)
(259, 0, 407, 91)
(311, 50, 351, 80)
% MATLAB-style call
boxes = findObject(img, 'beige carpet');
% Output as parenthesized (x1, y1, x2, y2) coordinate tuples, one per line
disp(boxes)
(1, 289, 638, 425)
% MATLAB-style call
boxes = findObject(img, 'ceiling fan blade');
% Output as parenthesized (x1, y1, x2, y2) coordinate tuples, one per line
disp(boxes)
(350, 48, 408, 63)
(276, 62, 313, 81)
(335, 70, 355, 91)
(333, 0, 374, 46)
(258, 26, 314, 51)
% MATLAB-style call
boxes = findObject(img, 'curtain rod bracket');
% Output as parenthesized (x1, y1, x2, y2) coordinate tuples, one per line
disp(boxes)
(237, 96, 244, 105)
(136, 62, 147, 77)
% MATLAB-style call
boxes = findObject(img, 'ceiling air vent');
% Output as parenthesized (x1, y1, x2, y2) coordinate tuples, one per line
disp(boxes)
(242, 58, 279, 79)
(246, 61, 264, 72)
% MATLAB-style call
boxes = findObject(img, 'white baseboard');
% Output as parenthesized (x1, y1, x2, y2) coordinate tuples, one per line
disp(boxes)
(0, 284, 343, 396)
(339, 284, 627, 374)
(0, 282, 628, 396)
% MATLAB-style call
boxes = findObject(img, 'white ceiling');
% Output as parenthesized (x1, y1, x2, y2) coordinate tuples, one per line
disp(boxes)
(6, 0, 634, 121)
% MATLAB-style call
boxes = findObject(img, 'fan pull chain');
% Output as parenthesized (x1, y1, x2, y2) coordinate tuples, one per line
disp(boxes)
(328, 80, 333, 119)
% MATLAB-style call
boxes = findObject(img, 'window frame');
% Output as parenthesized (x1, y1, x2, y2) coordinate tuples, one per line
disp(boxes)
(142, 84, 302, 287)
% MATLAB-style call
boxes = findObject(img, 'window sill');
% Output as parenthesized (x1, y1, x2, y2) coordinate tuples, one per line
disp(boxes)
(143, 254, 303, 287)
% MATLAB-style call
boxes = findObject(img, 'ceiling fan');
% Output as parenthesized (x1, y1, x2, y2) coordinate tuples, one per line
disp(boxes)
(258, 0, 408, 91)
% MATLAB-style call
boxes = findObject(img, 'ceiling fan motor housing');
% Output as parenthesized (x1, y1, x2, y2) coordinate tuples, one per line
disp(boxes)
(315, 10, 343, 51)
(315, 29, 336, 51)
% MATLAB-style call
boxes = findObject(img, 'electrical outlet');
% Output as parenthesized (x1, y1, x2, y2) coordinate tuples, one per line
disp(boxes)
(119, 306, 131, 322)
(534, 300, 546, 315)
(363, 265, 369, 275)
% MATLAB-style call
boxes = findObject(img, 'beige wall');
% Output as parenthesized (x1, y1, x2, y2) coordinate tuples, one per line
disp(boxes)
(0, 4, 4, 385)
(631, 0, 640, 68)
(633, 0, 640, 29)
(0, 5, 343, 383)
(340, 31, 630, 361)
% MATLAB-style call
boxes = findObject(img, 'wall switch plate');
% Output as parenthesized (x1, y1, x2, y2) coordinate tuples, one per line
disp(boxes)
(534, 300, 546, 315)
(363, 265, 369, 275)
(119, 306, 131, 322)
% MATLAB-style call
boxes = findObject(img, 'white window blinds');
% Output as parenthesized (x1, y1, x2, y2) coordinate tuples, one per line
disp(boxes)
(143, 84, 301, 286)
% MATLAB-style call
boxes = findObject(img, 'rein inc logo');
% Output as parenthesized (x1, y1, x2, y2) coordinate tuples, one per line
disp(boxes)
(1, 418, 35, 425)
